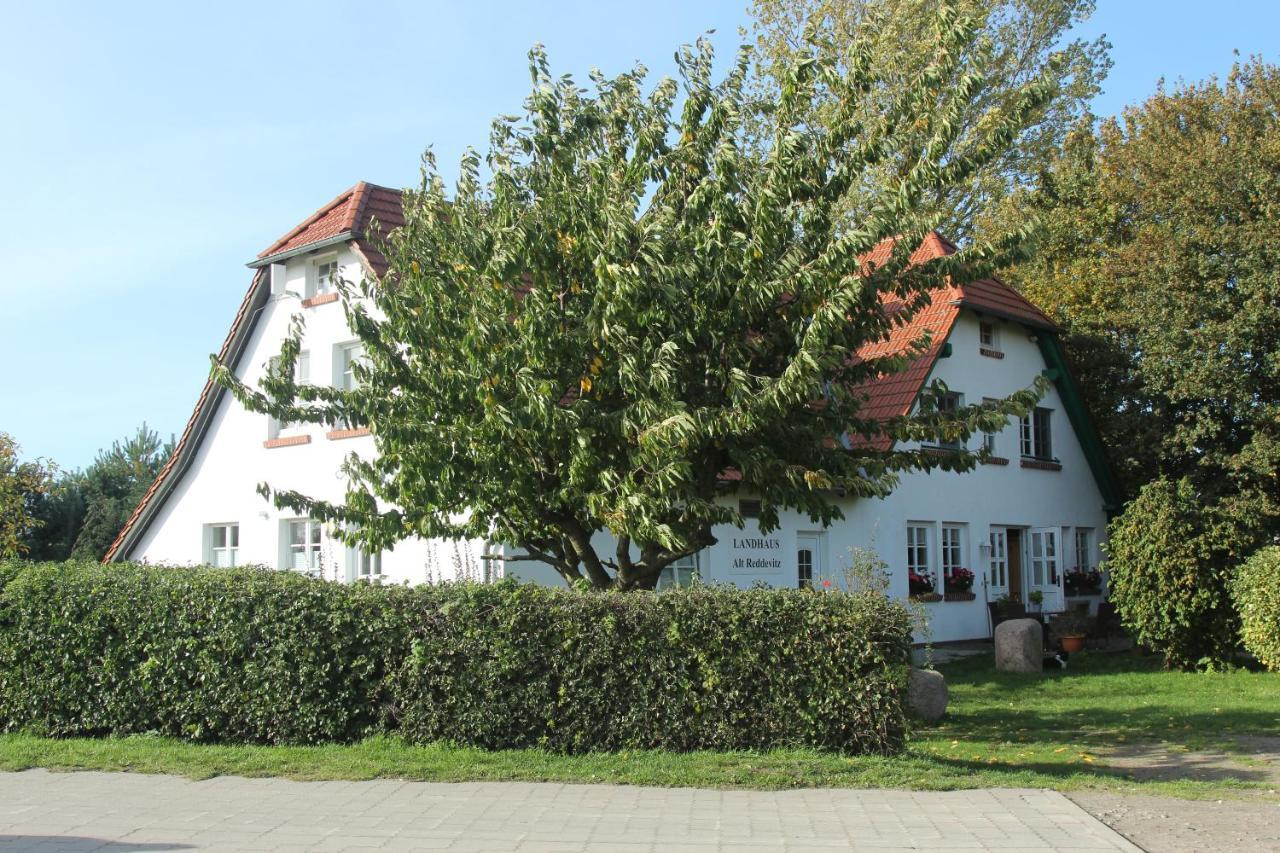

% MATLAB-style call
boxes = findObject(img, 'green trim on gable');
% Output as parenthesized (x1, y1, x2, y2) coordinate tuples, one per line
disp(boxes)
(1035, 333, 1123, 514)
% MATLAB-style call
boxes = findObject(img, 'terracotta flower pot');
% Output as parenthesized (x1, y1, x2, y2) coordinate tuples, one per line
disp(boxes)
(1059, 634, 1086, 654)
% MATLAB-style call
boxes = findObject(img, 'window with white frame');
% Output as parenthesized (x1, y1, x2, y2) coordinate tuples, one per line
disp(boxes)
(979, 320, 1000, 351)
(931, 391, 963, 449)
(1075, 528, 1094, 572)
(989, 529, 1008, 589)
(268, 352, 311, 436)
(284, 519, 323, 573)
(981, 397, 1000, 455)
(1020, 407, 1053, 460)
(335, 342, 364, 392)
(657, 551, 700, 590)
(206, 523, 238, 567)
(907, 524, 932, 583)
(348, 543, 382, 582)
(310, 257, 338, 298)
(941, 524, 964, 578)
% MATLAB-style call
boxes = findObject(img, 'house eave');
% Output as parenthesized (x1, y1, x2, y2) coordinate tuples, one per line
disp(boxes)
(247, 232, 355, 269)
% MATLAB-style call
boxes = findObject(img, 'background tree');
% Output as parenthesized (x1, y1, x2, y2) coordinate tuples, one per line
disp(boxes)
(746, 0, 1110, 241)
(218, 6, 1054, 590)
(68, 423, 174, 561)
(1012, 59, 1280, 665)
(0, 433, 55, 558)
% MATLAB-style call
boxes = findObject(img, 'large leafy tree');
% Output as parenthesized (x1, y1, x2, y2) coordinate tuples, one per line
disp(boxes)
(1016, 59, 1280, 528)
(746, 0, 1110, 241)
(0, 433, 55, 559)
(1012, 60, 1280, 664)
(217, 6, 1053, 590)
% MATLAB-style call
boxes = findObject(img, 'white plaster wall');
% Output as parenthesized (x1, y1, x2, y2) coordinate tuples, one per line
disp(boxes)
(130, 246, 489, 585)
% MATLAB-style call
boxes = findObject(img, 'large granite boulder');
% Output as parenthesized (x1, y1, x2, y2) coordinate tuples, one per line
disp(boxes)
(907, 668, 948, 723)
(995, 618, 1043, 673)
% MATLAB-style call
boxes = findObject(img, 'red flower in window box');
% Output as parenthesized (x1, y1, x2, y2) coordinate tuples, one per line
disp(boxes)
(944, 567, 975, 593)
(908, 570, 936, 596)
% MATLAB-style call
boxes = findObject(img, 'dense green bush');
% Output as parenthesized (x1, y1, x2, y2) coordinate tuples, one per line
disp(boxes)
(1106, 478, 1240, 668)
(387, 581, 912, 754)
(1234, 548, 1280, 671)
(0, 561, 912, 754)
(0, 561, 410, 743)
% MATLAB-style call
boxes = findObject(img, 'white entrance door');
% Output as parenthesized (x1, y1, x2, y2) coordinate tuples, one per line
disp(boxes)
(1027, 528, 1063, 612)
(988, 528, 1009, 596)
(796, 533, 821, 589)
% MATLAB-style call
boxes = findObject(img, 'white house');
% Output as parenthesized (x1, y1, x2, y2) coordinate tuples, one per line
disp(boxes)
(106, 183, 1121, 643)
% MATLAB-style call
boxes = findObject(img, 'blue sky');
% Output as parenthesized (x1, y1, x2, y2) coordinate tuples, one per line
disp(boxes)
(3, 1, 1277, 471)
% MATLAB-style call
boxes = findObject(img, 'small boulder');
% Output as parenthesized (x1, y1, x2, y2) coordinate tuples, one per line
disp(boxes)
(995, 618, 1043, 673)
(908, 667, 948, 722)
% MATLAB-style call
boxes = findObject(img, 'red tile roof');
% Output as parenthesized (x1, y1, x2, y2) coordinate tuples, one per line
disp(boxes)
(848, 233, 1055, 450)
(256, 182, 405, 274)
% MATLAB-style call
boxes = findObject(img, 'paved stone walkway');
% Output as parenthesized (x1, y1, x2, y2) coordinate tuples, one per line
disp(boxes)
(0, 770, 1141, 852)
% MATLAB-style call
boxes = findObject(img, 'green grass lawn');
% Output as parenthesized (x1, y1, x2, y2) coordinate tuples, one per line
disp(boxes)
(1, 651, 1276, 799)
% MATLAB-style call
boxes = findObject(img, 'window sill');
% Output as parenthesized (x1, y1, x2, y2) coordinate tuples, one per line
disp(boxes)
(979, 347, 1005, 359)
(981, 456, 1010, 466)
(264, 435, 312, 449)
(1020, 457, 1062, 471)
(943, 591, 977, 602)
(921, 445, 964, 456)
(301, 292, 339, 308)
(326, 427, 371, 441)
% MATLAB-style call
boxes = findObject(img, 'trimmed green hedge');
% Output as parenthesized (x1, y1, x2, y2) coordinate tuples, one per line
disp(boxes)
(0, 561, 912, 754)
(1234, 548, 1280, 671)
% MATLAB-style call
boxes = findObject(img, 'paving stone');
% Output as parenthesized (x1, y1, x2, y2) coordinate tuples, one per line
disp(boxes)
(0, 770, 1143, 852)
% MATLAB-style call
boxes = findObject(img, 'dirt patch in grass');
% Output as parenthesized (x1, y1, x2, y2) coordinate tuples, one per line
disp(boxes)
(1071, 791, 1280, 852)
(1100, 741, 1280, 786)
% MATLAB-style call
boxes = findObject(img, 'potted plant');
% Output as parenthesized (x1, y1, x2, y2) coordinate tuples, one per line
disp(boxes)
(1053, 609, 1090, 653)
(1027, 589, 1044, 612)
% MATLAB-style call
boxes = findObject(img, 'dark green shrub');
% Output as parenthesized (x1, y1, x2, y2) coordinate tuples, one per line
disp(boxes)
(1106, 478, 1240, 668)
(0, 561, 912, 754)
(386, 581, 912, 754)
(0, 561, 411, 743)
(1234, 547, 1280, 671)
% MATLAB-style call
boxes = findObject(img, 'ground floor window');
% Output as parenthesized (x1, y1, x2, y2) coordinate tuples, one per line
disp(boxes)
(657, 552, 700, 590)
(1075, 528, 1094, 572)
(988, 528, 1008, 590)
(285, 519, 322, 572)
(348, 544, 382, 581)
(907, 523, 934, 593)
(207, 523, 238, 567)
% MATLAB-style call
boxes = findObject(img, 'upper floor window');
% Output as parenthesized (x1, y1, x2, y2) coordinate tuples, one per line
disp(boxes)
(310, 257, 339, 298)
(284, 519, 322, 573)
(979, 320, 1002, 350)
(931, 391, 963, 449)
(206, 523, 238, 567)
(981, 397, 1000, 455)
(1020, 407, 1053, 460)
(336, 342, 364, 392)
